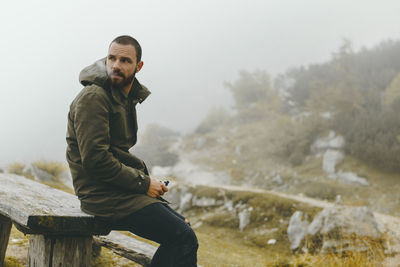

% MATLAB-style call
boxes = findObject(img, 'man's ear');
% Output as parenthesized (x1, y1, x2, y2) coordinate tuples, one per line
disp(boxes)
(136, 61, 144, 73)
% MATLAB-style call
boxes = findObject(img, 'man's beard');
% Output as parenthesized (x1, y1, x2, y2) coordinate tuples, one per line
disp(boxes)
(109, 71, 135, 90)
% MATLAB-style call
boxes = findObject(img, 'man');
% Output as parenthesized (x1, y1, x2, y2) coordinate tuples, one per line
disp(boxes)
(66, 35, 198, 267)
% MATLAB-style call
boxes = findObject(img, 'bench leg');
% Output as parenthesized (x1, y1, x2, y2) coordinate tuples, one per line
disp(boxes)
(0, 215, 12, 267)
(28, 235, 92, 267)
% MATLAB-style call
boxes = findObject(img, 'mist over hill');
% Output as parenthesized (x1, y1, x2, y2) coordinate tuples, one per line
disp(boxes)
(136, 39, 400, 216)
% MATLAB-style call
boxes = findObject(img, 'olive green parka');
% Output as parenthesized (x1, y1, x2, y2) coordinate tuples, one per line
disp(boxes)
(66, 58, 161, 221)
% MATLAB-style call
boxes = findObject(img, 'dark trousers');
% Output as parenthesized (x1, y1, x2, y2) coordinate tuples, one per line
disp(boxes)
(113, 203, 198, 267)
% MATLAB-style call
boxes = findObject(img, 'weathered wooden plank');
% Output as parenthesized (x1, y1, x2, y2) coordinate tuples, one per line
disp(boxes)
(52, 236, 92, 267)
(27, 235, 51, 267)
(0, 173, 110, 235)
(94, 231, 157, 267)
(28, 235, 92, 267)
(0, 214, 12, 267)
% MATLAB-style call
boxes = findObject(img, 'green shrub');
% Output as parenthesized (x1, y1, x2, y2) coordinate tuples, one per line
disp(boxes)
(335, 97, 400, 172)
(225, 70, 271, 109)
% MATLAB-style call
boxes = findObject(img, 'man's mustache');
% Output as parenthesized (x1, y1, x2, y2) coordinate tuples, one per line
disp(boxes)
(110, 71, 124, 78)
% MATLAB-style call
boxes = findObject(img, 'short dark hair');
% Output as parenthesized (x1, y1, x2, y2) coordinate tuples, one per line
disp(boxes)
(110, 35, 142, 63)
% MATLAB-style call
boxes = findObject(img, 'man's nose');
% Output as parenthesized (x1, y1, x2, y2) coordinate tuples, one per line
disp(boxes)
(112, 60, 121, 71)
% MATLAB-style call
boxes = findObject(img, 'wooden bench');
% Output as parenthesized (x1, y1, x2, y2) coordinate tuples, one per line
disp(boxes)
(0, 173, 156, 267)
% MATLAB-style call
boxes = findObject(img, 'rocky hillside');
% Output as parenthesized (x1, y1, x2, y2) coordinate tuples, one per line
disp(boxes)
(138, 40, 400, 218)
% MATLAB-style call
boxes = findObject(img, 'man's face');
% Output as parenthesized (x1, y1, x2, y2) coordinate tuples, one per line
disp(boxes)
(106, 42, 143, 89)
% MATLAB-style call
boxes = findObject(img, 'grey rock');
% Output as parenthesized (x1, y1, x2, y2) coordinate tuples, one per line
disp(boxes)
(311, 131, 345, 154)
(164, 184, 192, 211)
(179, 192, 193, 212)
(238, 207, 253, 232)
(287, 211, 310, 250)
(223, 200, 234, 211)
(59, 170, 74, 189)
(22, 163, 54, 182)
(335, 195, 342, 205)
(0, 168, 3, 173)
(192, 196, 223, 207)
(336, 171, 369, 186)
(322, 149, 344, 175)
(307, 206, 380, 253)
(235, 146, 241, 155)
(272, 174, 284, 185)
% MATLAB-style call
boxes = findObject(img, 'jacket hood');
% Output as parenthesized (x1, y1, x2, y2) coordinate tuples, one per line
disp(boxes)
(79, 58, 151, 103)
(79, 58, 109, 87)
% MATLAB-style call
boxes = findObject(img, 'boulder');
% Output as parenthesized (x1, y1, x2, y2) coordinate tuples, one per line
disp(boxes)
(290, 206, 381, 254)
(238, 207, 253, 232)
(164, 184, 192, 211)
(192, 196, 223, 207)
(311, 131, 345, 154)
(336, 171, 369, 186)
(179, 192, 193, 212)
(287, 211, 310, 250)
(322, 149, 344, 175)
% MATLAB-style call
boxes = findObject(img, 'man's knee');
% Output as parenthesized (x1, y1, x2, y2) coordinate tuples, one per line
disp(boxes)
(179, 227, 198, 252)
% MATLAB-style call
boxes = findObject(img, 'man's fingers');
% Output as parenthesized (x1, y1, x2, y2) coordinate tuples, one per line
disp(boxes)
(146, 178, 168, 198)
(161, 184, 168, 192)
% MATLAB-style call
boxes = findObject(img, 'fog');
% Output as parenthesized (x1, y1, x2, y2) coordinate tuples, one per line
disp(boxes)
(1, 0, 400, 167)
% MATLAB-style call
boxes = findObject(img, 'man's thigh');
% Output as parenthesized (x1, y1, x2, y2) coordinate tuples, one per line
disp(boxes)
(114, 203, 190, 245)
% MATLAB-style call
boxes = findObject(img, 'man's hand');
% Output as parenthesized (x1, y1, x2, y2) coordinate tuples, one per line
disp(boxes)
(147, 177, 168, 198)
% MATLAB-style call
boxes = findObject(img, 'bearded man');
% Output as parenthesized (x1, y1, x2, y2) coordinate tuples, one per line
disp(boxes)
(66, 35, 198, 267)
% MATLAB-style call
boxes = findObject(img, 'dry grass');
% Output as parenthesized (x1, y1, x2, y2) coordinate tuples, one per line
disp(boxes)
(6, 162, 25, 176)
(4, 257, 24, 267)
(195, 225, 269, 267)
(283, 250, 385, 267)
(7, 160, 67, 180)
(34, 160, 67, 179)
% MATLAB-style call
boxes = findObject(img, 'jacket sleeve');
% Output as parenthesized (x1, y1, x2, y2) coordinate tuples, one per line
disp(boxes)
(72, 89, 150, 193)
(110, 147, 150, 175)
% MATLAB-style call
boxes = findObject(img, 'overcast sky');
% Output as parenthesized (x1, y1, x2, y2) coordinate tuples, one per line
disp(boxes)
(1, 0, 400, 167)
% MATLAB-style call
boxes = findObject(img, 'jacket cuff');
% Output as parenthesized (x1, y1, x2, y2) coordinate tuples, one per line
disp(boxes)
(135, 172, 151, 194)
